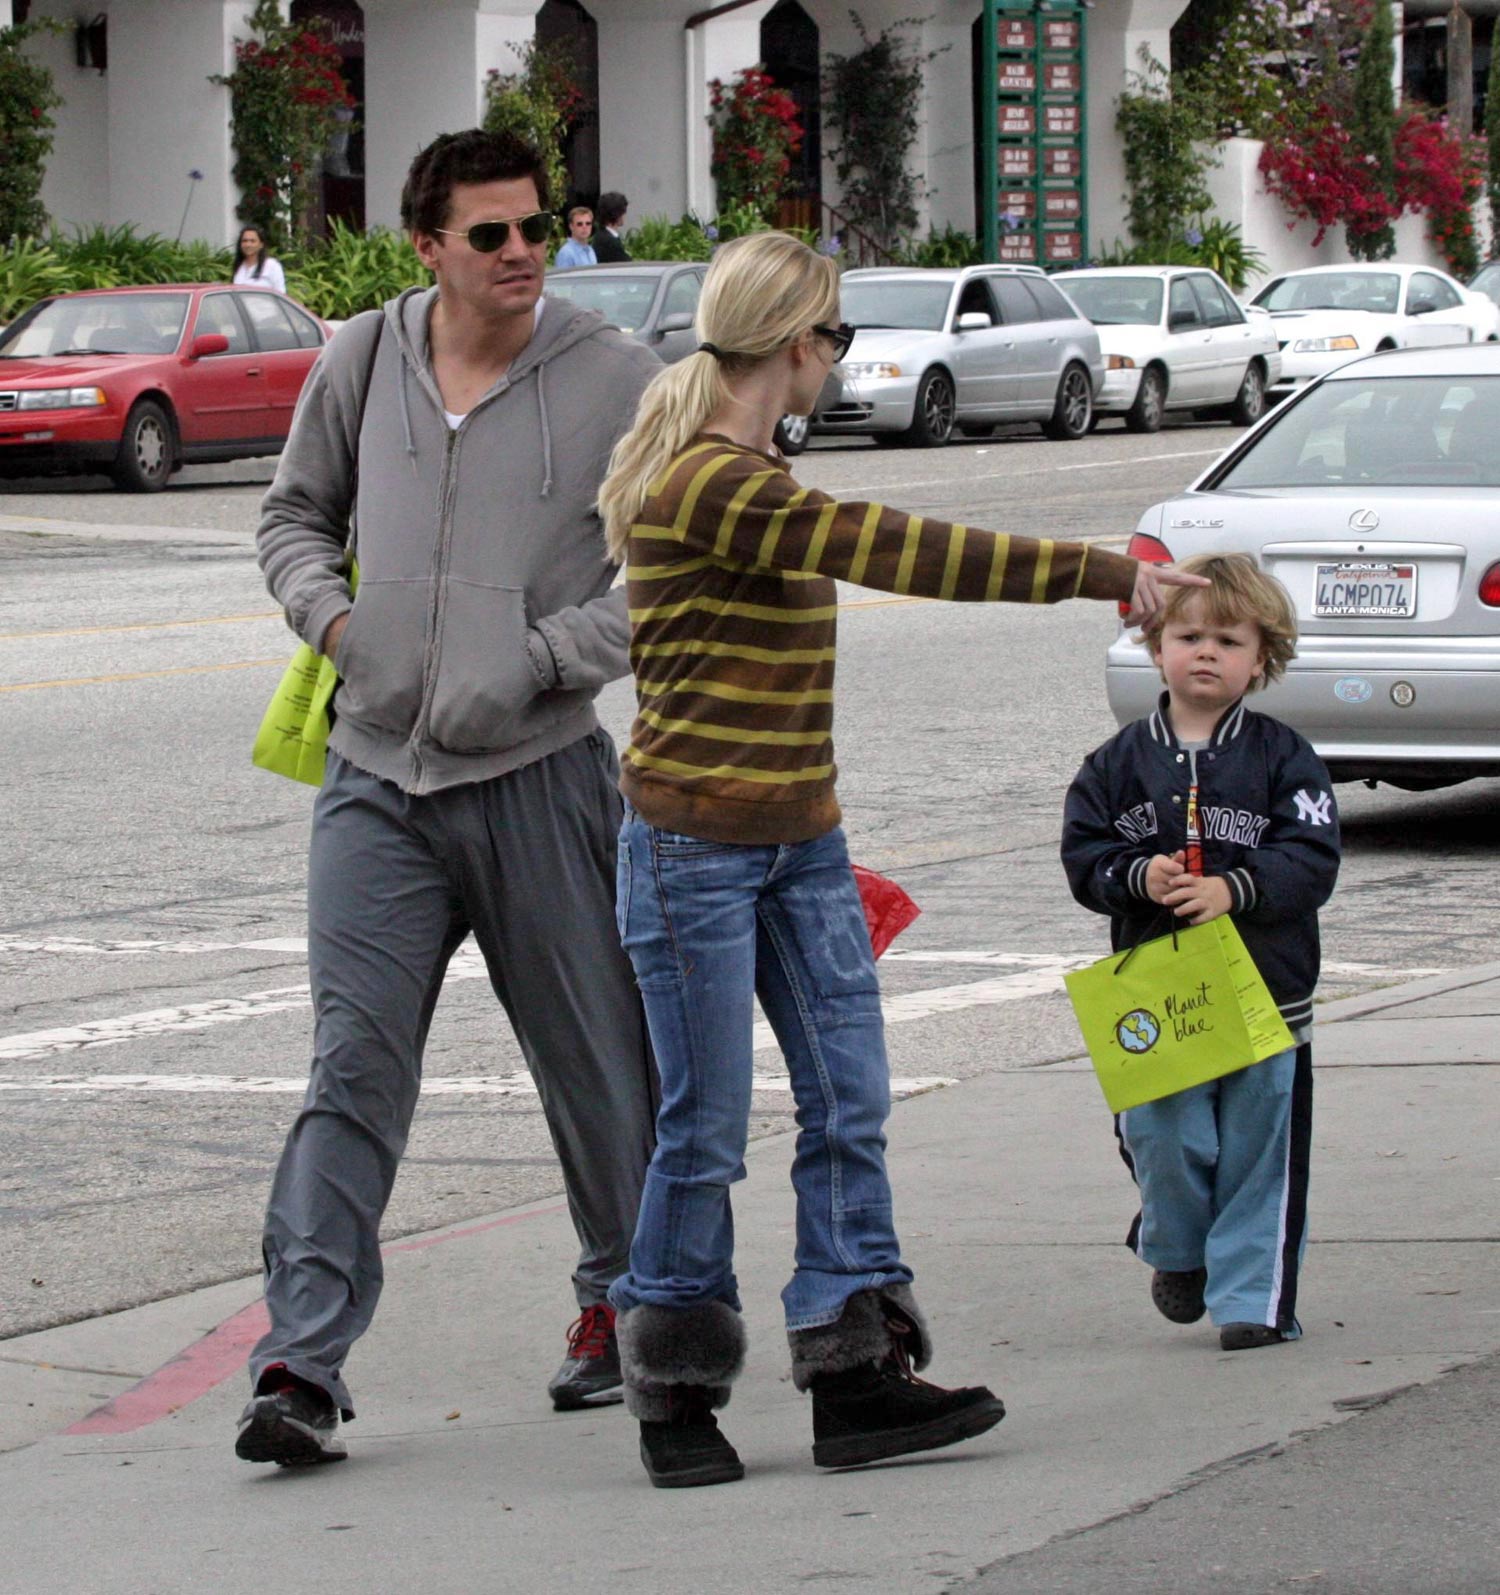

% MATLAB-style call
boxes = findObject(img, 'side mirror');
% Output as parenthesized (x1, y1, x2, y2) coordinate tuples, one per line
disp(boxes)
(656, 311, 695, 334)
(1168, 308, 1199, 331)
(189, 333, 230, 358)
(955, 311, 993, 331)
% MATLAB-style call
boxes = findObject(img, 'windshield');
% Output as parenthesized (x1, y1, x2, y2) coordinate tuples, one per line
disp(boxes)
(0, 292, 191, 357)
(544, 272, 661, 332)
(1252, 272, 1401, 315)
(1214, 374, 1500, 489)
(840, 280, 953, 332)
(1055, 277, 1163, 326)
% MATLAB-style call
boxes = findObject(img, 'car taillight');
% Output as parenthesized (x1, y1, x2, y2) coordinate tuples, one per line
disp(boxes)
(1479, 562, 1500, 608)
(1120, 532, 1175, 617)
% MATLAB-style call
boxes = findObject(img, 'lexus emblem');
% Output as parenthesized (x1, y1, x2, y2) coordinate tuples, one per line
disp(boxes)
(1349, 508, 1381, 531)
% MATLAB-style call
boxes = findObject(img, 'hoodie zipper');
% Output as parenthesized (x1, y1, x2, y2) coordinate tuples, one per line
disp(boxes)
(407, 423, 462, 793)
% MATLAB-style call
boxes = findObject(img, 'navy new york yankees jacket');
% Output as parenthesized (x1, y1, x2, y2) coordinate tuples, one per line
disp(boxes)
(1061, 695, 1342, 1030)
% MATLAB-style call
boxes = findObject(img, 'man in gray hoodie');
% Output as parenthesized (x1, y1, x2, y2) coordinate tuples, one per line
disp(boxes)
(237, 130, 661, 1467)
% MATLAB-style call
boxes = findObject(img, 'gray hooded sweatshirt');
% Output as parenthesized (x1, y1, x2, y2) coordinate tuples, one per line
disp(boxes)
(256, 285, 660, 794)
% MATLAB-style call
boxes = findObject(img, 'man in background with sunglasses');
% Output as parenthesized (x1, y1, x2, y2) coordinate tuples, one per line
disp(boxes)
(245, 128, 662, 1467)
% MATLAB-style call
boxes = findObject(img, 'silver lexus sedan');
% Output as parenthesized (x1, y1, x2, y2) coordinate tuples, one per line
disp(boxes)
(1106, 343, 1500, 789)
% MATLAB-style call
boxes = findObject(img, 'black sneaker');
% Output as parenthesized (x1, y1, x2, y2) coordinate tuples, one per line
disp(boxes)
(1151, 1267, 1208, 1324)
(810, 1336, 1004, 1471)
(548, 1303, 624, 1411)
(638, 1387, 745, 1489)
(1220, 1322, 1286, 1351)
(235, 1385, 347, 1466)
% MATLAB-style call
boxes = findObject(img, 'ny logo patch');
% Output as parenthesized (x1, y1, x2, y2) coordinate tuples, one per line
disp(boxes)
(1293, 788, 1333, 826)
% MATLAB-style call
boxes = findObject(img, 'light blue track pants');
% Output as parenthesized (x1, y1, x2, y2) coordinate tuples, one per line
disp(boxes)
(1116, 1041, 1312, 1337)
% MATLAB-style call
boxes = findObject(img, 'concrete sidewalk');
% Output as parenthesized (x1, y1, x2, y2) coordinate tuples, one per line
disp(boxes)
(3, 962, 1497, 1594)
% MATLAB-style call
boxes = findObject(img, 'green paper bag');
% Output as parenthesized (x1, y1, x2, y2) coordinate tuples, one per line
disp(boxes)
(251, 562, 357, 787)
(1064, 918, 1294, 1114)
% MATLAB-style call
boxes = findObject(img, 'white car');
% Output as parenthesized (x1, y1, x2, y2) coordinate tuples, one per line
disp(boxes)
(1249, 263, 1500, 396)
(1054, 266, 1282, 432)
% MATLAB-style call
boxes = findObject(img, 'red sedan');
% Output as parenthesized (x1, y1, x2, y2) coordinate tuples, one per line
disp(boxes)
(0, 283, 329, 492)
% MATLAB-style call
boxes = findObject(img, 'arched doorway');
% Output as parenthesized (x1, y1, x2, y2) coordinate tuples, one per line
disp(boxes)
(537, 0, 600, 208)
(290, 0, 365, 233)
(761, 0, 820, 229)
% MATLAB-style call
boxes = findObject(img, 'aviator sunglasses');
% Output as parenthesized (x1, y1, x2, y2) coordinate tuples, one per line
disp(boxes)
(434, 211, 555, 252)
(813, 322, 856, 361)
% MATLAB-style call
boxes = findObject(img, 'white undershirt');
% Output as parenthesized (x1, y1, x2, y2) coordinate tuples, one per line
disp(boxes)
(443, 297, 546, 429)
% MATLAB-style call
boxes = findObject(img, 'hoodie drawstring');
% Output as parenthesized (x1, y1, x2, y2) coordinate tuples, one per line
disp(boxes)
(536, 362, 553, 499)
(396, 357, 419, 476)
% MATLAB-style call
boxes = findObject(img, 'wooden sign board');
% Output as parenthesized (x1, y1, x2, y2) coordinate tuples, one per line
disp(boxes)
(1044, 190, 1082, 220)
(999, 105, 1037, 135)
(998, 19, 1035, 50)
(1044, 145, 1082, 178)
(999, 190, 1037, 219)
(999, 145, 1036, 177)
(1044, 229, 1084, 262)
(1043, 20, 1080, 50)
(998, 61, 1037, 92)
(1044, 103, 1081, 135)
(1045, 61, 1081, 92)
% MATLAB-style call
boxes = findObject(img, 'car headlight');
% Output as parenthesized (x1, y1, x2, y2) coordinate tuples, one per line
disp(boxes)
(842, 361, 902, 379)
(1291, 336, 1359, 353)
(17, 387, 107, 411)
(1105, 355, 1136, 370)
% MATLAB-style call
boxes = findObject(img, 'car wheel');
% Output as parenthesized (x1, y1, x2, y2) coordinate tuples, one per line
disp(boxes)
(1043, 363, 1094, 440)
(112, 399, 175, 492)
(774, 413, 810, 457)
(1230, 361, 1267, 426)
(899, 369, 956, 447)
(1123, 365, 1166, 434)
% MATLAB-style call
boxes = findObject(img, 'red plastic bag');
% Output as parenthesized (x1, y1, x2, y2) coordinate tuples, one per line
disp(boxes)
(852, 864, 921, 959)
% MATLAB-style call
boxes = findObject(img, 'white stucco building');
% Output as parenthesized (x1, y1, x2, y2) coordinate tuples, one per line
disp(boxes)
(3, 0, 1466, 278)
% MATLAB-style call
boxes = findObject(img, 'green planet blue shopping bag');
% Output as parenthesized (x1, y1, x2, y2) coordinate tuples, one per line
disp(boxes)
(1063, 918, 1294, 1114)
(250, 561, 358, 787)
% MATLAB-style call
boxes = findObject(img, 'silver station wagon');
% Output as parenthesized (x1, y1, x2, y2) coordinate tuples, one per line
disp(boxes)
(812, 265, 1104, 446)
(1106, 343, 1500, 790)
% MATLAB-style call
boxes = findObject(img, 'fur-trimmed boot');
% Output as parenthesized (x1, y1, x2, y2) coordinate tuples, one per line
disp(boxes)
(616, 1301, 747, 1488)
(789, 1286, 1005, 1470)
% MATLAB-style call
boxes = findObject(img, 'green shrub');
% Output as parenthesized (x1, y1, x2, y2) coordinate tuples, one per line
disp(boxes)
(1085, 217, 1262, 291)
(46, 224, 233, 289)
(900, 224, 982, 268)
(283, 220, 427, 319)
(621, 214, 714, 262)
(0, 236, 72, 325)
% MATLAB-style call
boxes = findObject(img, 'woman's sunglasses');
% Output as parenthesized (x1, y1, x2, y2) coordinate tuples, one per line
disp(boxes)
(434, 212, 555, 252)
(814, 322, 856, 361)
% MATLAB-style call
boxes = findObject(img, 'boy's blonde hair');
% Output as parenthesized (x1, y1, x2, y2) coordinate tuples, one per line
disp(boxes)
(597, 230, 840, 558)
(1140, 552, 1297, 689)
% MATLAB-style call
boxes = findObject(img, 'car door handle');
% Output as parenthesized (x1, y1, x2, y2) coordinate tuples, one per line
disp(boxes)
(246, 367, 263, 376)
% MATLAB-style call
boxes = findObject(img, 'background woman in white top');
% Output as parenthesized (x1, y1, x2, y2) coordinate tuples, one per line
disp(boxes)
(232, 226, 286, 294)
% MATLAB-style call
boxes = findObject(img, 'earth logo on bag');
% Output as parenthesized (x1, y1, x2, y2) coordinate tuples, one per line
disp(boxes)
(1115, 1009, 1161, 1054)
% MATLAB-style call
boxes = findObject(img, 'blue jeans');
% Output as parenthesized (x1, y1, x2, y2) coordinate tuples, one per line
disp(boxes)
(1118, 1041, 1313, 1337)
(607, 809, 913, 1332)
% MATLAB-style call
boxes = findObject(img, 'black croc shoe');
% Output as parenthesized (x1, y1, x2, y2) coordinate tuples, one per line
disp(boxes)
(549, 1304, 624, 1411)
(1151, 1267, 1208, 1324)
(1220, 1322, 1286, 1351)
(638, 1387, 745, 1488)
(809, 1328, 1004, 1471)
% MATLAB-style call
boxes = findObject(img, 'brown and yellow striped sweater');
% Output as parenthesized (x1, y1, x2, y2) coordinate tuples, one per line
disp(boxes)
(620, 436, 1138, 845)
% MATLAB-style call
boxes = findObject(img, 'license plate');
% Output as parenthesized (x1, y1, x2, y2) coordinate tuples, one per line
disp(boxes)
(1313, 561, 1417, 619)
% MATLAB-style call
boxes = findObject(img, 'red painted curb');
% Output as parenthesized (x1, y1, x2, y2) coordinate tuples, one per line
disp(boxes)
(62, 1201, 570, 1438)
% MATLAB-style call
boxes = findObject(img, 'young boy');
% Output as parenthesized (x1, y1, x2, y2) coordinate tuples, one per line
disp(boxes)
(1061, 553, 1341, 1350)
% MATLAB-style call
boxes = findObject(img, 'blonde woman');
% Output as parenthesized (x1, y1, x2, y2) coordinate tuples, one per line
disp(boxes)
(600, 231, 1207, 1489)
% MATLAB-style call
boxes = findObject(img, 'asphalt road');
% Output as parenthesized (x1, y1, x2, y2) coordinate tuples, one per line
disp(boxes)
(3, 421, 1498, 1345)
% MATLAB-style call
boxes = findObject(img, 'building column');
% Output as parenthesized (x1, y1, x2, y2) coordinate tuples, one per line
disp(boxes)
(685, 1, 778, 218)
(361, 0, 542, 231)
(1085, 0, 1190, 253)
(591, 0, 698, 222)
(91, 0, 242, 243)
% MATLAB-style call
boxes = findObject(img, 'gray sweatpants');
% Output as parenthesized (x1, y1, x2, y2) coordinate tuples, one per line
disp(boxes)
(250, 731, 656, 1418)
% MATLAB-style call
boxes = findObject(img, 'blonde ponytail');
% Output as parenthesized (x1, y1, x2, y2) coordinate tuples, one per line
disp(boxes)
(598, 231, 840, 559)
(599, 351, 727, 558)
